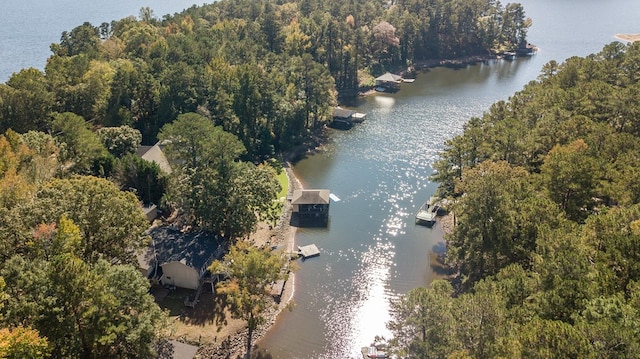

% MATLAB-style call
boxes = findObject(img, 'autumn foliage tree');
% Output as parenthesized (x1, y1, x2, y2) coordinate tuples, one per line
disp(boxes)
(0, 216, 165, 359)
(209, 241, 288, 359)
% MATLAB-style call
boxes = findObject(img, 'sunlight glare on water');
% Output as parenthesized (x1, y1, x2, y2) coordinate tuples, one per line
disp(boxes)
(320, 240, 394, 358)
(259, 0, 640, 357)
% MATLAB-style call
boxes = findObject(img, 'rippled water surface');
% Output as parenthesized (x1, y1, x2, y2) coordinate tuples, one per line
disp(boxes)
(2, 0, 640, 357)
(259, 0, 640, 357)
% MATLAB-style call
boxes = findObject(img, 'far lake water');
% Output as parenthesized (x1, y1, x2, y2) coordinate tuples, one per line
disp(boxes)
(1, 0, 640, 358)
(0, 0, 206, 83)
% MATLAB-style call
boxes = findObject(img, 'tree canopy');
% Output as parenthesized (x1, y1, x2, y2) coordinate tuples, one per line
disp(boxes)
(0, 214, 164, 358)
(209, 241, 289, 359)
(0, 0, 531, 160)
(387, 41, 640, 357)
(159, 113, 280, 241)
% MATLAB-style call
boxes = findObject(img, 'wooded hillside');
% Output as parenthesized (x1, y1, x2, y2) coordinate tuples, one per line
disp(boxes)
(0, 0, 530, 161)
(387, 41, 640, 358)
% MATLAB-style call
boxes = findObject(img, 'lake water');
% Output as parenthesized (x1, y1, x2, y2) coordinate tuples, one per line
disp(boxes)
(0, 0, 207, 83)
(2, 0, 639, 358)
(258, 0, 640, 358)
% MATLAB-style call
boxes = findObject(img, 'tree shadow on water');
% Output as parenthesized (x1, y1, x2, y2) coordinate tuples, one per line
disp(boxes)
(250, 346, 274, 359)
(428, 251, 455, 277)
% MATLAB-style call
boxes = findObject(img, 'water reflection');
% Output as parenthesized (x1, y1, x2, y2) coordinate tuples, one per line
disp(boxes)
(260, 0, 640, 348)
(373, 95, 396, 113)
(319, 240, 394, 358)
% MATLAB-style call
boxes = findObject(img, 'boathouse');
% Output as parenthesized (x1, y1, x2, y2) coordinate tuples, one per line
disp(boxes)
(290, 189, 330, 227)
(333, 107, 366, 123)
(375, 72, 403, 91)
(333, 107, 355, 120)
(517, 41, 537, 56)
(330, 107, 366, 129)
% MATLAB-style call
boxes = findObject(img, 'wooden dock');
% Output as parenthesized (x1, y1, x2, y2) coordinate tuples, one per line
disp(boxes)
(298, 244, 320, 259)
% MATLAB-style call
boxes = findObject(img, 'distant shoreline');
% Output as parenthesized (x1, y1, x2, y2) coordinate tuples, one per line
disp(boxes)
(615, 33, 640, 42)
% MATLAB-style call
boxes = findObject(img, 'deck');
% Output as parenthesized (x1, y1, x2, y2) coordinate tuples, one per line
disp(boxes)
(298, 244, 320, 259)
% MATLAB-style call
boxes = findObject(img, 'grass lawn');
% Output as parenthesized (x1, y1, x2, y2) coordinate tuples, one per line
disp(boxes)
(276, 169, 288, 201)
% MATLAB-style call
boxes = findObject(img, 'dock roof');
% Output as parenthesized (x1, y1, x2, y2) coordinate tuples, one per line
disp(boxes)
(375, 72, 403, 83)
(291, 189, 330, 205)
(333, 107, 354, 119)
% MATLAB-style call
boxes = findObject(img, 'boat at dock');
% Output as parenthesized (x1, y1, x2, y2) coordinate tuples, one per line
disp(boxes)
(361, 344, 389, 358)
(415, 197, 443, 226)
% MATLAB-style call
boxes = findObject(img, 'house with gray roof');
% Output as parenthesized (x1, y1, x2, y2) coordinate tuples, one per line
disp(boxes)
(375, 72, 403, 92)
(136, 141, 172, 174)
(138, 227, 224, 290)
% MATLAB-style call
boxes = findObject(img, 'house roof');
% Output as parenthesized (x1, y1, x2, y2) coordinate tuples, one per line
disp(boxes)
(375, 72, 403, 83)
(291, 189, 330, 205)
(138, 227, 221, 271)
(136, 142, 172, 174)
(333, 107, 354, 119)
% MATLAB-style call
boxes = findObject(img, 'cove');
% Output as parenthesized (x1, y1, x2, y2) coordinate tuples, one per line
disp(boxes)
(258, 0, 640, 357)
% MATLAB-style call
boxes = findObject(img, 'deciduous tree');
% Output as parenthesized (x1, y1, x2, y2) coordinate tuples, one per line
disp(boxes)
(209, 241, 288, 359)
(1, 215, 165, 359)
(96, 125, 142, 158)
(0, 326, 50, 359)
(20, 176, 149, 264)
(159, 113, 280, 240)
(51, 112, 107, 174)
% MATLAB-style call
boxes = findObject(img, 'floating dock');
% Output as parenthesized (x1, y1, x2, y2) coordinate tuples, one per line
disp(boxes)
(298, 244, 320, 259)
(415, 199, 440, 227)
(415, 205, 437, 226)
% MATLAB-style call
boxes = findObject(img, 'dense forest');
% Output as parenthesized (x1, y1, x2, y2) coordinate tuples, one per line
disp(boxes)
(386, 41, 640, 358)
(0, 0, 530, 161)
(6, 0, 640, 356)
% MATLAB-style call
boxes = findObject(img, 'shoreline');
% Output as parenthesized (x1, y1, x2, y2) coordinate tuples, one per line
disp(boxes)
(357, 54, 501, 97)
(197, 163, 303, 359)
(194, 53, 497, 357)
